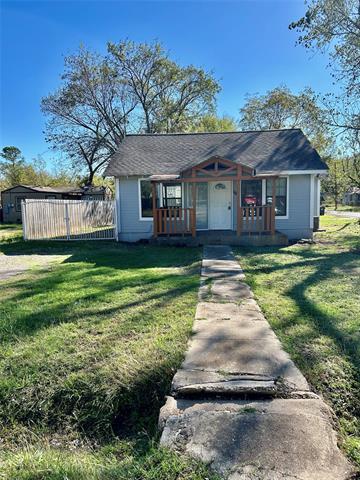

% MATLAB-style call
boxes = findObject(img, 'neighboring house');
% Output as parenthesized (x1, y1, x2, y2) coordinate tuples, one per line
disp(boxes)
(343, 187, 360, 206)
(1, 185, 110, 223)
(105, 129, 328, 244)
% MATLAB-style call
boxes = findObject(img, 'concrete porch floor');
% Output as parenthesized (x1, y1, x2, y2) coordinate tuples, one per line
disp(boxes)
(151, 230, 288, 247)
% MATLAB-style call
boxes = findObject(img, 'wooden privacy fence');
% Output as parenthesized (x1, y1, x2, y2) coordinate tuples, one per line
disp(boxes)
(22, 199, 116, 241)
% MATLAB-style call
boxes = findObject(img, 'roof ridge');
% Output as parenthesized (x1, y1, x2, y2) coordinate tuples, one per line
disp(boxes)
(124, 128, 302, 137)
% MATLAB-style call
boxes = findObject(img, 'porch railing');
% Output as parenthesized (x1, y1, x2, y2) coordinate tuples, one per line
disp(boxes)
(239, 205, 275, 234)
(154, 205, 275, 237)
(154, 207, 195, 237)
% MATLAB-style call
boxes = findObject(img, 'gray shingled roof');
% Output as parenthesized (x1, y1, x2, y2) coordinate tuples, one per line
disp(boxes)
(105, 129, 328, 177)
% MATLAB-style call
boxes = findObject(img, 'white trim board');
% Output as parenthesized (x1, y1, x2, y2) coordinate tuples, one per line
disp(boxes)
(309, 174, 315, 227)
(115, 177, 121, 239)
(258, 169, 328, 176)
(138, 178, 154, 221)
(259, 176, 289, 220)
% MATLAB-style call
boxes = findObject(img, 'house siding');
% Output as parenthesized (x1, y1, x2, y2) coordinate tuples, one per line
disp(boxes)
(117, 177, 153, 242)
(275, 174, 312, 239)
(115, 174, 314, 242)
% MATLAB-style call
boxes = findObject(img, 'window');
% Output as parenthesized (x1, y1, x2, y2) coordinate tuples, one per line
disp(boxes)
(139, 179, 153, 219)
(241, 180, 262, 207)
(162, 183, 182, 208)
(15, 196, 25, 212)
(196, 183, 208, 230)
(266, 177, 287, 216)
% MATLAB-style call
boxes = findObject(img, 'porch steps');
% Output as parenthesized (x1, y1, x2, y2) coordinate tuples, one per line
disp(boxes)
(151, 231, 288, 247)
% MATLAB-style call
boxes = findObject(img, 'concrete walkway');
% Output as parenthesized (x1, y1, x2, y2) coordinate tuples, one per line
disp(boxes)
(159, 246, 353, 480)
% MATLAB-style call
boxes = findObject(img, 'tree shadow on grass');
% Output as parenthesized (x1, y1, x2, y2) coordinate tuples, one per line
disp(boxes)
(0, 244, 201, 343)
(237, 244, 360, 425)
(0, 244, 202, 442)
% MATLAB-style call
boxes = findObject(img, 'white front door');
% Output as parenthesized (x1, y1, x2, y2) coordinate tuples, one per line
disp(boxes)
(209, 181, 232, 230)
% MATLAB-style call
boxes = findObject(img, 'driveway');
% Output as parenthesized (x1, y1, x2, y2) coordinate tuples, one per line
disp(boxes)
(327, 210, 360, 218)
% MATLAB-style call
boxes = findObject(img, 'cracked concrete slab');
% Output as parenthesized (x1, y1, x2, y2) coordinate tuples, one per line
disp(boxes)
(181, 336, 309, 391)
(160, 398, 353, 480)
(171, 369, 283, 397)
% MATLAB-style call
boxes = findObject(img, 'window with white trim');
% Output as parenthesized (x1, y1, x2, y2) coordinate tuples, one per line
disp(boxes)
(266, 178, 287, 216)
(139, 179, 153, 218)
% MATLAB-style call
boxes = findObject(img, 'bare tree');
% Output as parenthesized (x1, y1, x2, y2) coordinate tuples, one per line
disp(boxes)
(42, 47, 137, 185)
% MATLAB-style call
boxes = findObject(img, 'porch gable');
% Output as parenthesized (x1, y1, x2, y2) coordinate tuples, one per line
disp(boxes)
(149, 156, 278, 239)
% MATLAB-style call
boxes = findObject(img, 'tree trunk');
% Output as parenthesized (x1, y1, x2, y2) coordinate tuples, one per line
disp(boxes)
(86, 169, 94, 186)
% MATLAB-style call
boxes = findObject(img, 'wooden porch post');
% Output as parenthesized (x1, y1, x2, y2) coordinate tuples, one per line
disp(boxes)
(191, 171, 196, 237)
(152, 182, 158, 237)
(236, 166, 242, 236)
(271, 177, 276, 234)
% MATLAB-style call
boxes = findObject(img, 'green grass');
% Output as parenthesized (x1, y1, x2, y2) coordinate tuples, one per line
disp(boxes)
(0, 236, 219, 479)
(0, 223, 23, 242)
(234, 215, 360, 467)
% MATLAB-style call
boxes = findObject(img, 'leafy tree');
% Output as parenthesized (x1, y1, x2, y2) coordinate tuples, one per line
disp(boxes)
(341, 153, 360, 189)
(42, 47, 136, 186)
(0, 146, 25, 186)
(289, 0, 360, 97)
(107, 40, 220, 133)
(0, 147, 76, 189)
(290, 0, 359, 160)
(238, 85, 331, 154)
(321, 157, 349, 208)
(187, 114, 237, 132)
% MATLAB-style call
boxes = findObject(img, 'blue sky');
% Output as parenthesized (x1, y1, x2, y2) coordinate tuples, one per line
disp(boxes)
(0, 0, 334, 167)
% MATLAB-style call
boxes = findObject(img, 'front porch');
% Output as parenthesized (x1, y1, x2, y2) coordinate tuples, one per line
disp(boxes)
(151, 229, 288, 247)
(149, 156, 287, 245)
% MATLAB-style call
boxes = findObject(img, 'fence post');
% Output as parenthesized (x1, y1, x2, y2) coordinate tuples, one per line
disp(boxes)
(21, 200, 27, 241)
(64, 202, 70, 240)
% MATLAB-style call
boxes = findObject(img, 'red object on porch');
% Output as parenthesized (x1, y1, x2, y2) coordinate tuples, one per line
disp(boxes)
(244, 196, 258, 206)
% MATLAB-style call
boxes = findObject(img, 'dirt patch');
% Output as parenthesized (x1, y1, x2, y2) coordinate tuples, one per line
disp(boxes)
(0, 254, 70, 281)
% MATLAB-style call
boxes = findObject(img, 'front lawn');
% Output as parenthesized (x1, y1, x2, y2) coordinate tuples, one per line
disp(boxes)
(0, 237, 219, 479)
(235, 215, 360, 467)
(0, 223, 23, 242)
